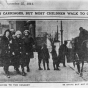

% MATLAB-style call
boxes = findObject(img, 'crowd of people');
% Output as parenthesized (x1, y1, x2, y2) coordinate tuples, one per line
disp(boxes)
(0, 29, 69, 78)
(0, 29, 35, 78)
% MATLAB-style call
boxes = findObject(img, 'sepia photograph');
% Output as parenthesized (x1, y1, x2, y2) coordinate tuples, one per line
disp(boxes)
(0, 20, 88, 82)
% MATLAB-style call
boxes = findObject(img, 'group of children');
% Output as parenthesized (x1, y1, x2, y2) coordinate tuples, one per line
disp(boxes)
(36, 40, 68, 71)
(36, 43, 60, 71)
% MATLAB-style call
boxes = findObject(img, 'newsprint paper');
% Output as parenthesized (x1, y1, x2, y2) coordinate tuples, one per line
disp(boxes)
(0, 0, 88, 88)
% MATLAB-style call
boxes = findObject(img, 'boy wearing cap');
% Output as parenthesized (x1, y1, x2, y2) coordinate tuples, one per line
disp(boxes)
(51, 45, 60, 70)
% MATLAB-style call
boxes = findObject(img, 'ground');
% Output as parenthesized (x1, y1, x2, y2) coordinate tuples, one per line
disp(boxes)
(0, 42, 88, 83)
(0, 54, 86, 82)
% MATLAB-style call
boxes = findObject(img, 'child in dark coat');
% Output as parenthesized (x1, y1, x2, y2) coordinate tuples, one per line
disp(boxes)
(36, 45, 43, 70)
(41, 44, 50, 70)
(51, 45, 60, 70)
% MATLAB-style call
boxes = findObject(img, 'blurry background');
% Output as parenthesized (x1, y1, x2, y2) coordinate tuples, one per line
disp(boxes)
(0, 20, 88, 42)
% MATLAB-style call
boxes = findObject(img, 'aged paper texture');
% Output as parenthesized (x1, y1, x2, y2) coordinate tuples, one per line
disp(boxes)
(0, 0, 88, 88)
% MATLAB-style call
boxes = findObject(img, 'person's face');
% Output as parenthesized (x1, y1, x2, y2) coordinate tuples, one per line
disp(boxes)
(17, 34, 21, 38)
(12, 34, 16, 39)
(24, 32, 28, 36)
(6, 31, 10, 37)
(46, 35, 49, 38)
(65, 42, 67, 45)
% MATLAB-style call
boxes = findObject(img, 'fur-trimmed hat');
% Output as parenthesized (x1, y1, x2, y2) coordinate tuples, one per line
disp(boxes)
(10, 29, 15, 32)
(15, 30, 22, 36)
(24, 30, 30, 34)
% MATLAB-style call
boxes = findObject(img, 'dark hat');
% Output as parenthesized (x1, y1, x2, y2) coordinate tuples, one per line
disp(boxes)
(79, 27, 83, 31)
(15, 30, 22, 36)
(4, 29, 11, 36)
(64, 41, 67, 44)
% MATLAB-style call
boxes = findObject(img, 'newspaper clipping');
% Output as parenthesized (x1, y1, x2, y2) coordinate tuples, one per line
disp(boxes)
(0, 0, 88, 88)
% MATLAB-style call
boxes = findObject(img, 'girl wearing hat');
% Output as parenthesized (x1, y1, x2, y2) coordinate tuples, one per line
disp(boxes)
(23, 30, 34, 72)
(14, 30, 26, 76)
(1, 29, 12, 78)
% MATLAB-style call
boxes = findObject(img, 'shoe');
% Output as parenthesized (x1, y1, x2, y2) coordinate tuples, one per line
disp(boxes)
(63, 65, 66, 67)
(22, 72, 26, 76)
(17, 71, 21, 74)
(14, 67, 16, 70)
(6, 71, 10, 78)
(16, 69, 21, 74)
(44, 68, 46, 70)
(7, 75, 10, 78)
(47, 68, 50, 70)
(39, 68, 43, 70)
(6, 74, 10, 78)
(27, 68, 30, 72)
(56, 68, 60, 70)
(54, 68, 56, 70)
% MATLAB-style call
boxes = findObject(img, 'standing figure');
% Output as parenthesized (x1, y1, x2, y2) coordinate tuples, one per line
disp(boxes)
(23, 30, 35, 72)
(10, 31, 21, 74)
(51, 45, 60, 70)
(15, 30, 26, 76)
(46, 34, 52, 52)
(42, 44, 50, 70)
(59, 41, 68, 67)
(1, 29, 12, 78)
(46, 34, 52, 59)
(36, 45, 43, 70)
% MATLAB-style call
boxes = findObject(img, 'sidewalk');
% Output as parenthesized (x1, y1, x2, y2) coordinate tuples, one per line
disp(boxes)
(67, 62, 88, 81)
(68, 62, 88, 72)
(67, 63, 78, 73)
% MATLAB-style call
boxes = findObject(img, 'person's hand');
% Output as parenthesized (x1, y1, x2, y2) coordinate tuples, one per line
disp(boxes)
(9, 40, 12, 44)
(12, 52, 15, 55)
(33, 45, 35, 48)
(8, 46, 10, 49)
(26, 53, 28, 55)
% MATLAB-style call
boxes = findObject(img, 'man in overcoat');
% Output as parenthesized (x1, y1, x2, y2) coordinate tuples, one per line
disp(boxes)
(59, 41, 68, 67)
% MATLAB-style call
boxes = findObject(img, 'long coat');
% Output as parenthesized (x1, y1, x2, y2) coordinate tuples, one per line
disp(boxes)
(59, 44, 68, 62)
(1, 36, 12, 65)
(10, 37, 19, 65)
(51, 48, 58, 62)
(23, 36, 34, 58)
(23, 36, 34, 52)
(12, 37, 25, 65)
(36, 46, 43, 60)
(41, 46, 49, 62)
